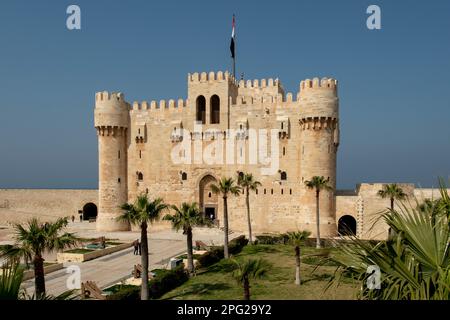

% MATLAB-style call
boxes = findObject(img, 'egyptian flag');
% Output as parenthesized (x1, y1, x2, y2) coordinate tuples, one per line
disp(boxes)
(230, 15, 236, 59)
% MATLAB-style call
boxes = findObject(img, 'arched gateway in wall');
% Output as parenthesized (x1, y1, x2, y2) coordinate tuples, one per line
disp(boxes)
(338, 215, 357, 236)
(83, 203, 98, 221)
(198, 175, 218, 223)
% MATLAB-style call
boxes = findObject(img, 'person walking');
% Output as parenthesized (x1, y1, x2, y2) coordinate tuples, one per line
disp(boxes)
(71, 215, 75, 223)
(133, 239, 139, 255)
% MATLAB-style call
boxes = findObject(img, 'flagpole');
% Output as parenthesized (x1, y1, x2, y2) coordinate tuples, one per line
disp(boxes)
(231, 14, 236, 79)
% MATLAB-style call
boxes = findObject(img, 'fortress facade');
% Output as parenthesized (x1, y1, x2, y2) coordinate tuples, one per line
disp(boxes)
(92, 71, 440, 240)
(94, 71, 339, 236)
(0, 72, 443, 240)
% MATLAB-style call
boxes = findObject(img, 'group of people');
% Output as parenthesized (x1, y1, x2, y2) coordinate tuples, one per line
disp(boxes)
(133, 239, 142, 256)
(70, 215, 83, 223)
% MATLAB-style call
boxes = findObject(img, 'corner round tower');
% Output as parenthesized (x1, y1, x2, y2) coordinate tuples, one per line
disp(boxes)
(298, 77, 339, 237)
(94, 91, 130, 231)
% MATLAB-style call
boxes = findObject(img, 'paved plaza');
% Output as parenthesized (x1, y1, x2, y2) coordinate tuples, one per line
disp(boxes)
(0, 221, 237, 296)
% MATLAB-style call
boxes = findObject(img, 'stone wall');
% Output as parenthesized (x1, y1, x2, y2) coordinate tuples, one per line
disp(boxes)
(0, 189, 98, 225)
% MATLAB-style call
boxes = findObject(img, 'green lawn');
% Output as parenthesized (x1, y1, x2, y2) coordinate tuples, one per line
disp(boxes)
(64, 248, 94, 254)
(160, 244, 358, 300)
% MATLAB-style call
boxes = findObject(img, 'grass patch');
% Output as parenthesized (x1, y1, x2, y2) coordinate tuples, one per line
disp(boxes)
(161, 244, 358, 300)
(64, 248, 94, 254)
(105, 241, 123, 246)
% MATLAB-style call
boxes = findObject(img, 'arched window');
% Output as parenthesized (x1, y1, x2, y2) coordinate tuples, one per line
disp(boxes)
(196, 95, 206, 124)
(210, 95, 220, 124)
(280, 171, 287, 181)
(137, 172, 144, 181)
(181, 172, 188, 181)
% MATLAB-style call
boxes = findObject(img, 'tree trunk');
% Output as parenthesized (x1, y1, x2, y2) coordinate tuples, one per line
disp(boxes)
(186, 227, 195, 274)
(223, 195, 229, 259)
(246, 186, 253, 244)
(315, 189, 321, 249)
(243, 276, 250, 300)
(140, 222, 149, 300)
(295, 245, 301, 285)
(33, 254, 46, 298)
(388, 198, 395, 239)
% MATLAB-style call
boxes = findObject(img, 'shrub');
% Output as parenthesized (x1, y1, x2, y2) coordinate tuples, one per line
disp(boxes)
(255, 234, 288, 245)
(106, 285, 140, 300)
(149, 265, 188, 299)
(198, 246, 224, 267)
(107, 266, 189, 300)
(228, 235, 249, 254)
(198, 236, 249, 268)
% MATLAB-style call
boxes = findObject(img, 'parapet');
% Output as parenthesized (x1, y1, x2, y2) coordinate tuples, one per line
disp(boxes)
(299, 77, 338, 98)
(94, 91, 129, 128)
(132, 99, 188, 111)
(238, 78, 281, 89)
(95, 91, 125, 103)
(188, 71, 236, 84)
(298, 77, 339, 119)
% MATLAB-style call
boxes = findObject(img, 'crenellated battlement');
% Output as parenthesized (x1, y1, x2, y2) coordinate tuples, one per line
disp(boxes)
(188, 71, 237, 83)
(95, 91, 125, 102)
(299, 77, 337, 96)
(238, 78, 282, 90)
(132, 99, 188, 111)
(300, 77, 337, 90)
(234, 90, 299, 107)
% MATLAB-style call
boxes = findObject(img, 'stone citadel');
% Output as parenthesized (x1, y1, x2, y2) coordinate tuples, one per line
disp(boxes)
(91, 71, 440, 240)
(0, 71, 443, 240)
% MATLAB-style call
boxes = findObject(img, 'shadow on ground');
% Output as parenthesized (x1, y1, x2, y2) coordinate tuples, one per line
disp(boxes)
(162, 282, 231, 300)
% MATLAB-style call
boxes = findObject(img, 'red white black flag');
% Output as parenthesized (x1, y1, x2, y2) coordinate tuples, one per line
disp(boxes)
(230, 15, 235, 59)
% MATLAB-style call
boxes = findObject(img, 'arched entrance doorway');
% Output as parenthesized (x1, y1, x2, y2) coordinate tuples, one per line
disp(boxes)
(338, 215, 357, 236)
(199, 175, 218, 225)
(83, 203, 98, 221)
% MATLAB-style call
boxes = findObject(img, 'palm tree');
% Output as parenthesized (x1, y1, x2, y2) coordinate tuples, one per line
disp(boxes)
(0, 262, 24, 300)
(118, 195, 168, 300)
(232, 259, 267, 300)
(163, 202, 211, 274)
(377, 184, 407, 210)
(0, 262, 77, 300)
(377, 184, 407, 239)
(211, 177, 241, 258)
(286, 231, 311, 285)
(328, 182, 450, 300)
(304, 176, 333, 249)
(237, 173, 261, 244)
(0, 218, 78, 298)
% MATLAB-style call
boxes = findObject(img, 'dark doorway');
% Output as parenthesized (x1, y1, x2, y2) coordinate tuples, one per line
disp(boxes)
(83, 203, 98, 221)
(338, 215, 357, 236)
(205, 207, 216, 221)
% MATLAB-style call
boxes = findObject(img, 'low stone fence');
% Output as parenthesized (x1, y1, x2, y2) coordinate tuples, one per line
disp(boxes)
(23, 263, 64, 281)
(57, 242, 133, 263)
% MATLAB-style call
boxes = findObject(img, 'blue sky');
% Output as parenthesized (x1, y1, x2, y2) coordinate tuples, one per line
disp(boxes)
(0, 0, 449, 189)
